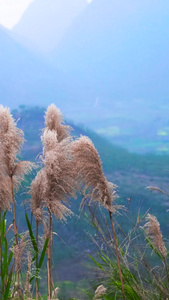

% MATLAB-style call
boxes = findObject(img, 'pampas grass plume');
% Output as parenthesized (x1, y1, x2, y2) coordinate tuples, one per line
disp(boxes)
(72, 136, 117, 212)
(93, 285, 107, 300)
(45, 104, 71, 142)
(144, 213, 167, 258)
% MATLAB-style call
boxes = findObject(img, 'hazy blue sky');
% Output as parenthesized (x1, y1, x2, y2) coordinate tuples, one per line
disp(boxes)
(0, 0, 92, 29)
(0, 0, 34, 28)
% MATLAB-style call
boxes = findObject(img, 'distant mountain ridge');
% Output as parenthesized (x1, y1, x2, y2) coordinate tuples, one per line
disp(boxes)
(0, 24, 87, 114)
(12, 0, 88, 53)
(12, 106, 169, 178)
(10, 0, 169, 133)
(2, 0, 169, 145)
(51, 0, 169, 103)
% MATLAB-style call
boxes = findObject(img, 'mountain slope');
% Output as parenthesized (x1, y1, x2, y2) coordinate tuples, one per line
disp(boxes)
(12, 106, 169, 178)
(12, 0, 88, 53)
(6, 1, 169, 135)
(0, 25, 83, 113)
(9, 106, 169, 285)
(51, 0, 169, 108)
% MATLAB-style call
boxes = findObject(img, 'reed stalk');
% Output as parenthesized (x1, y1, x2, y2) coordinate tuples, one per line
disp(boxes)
(0, 209, 2, 294)
(164, 257, 169, 284)
(11, 176, 20, 298)
(47, 210, 52, 300)
(109, 211, 125, 300)
(36, 220, 39, 300)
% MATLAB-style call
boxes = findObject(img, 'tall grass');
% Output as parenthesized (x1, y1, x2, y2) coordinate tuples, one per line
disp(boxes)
(0, 104, 168, 299)
(85, 204, 169, 300)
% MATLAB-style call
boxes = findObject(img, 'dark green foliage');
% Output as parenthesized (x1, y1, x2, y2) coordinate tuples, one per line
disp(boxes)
(0, 211, 14, 299)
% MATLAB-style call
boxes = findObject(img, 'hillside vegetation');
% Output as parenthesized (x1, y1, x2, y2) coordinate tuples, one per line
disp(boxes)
(0, 105, 169, 299)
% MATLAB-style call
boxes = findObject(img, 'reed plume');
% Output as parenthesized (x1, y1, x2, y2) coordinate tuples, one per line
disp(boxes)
(51, 287, 59, 299)
(41, 129, 76, 218)
(72, 136, 125, 299)
(72, 136, 119, 210)
(0, 173, 12, 211)
(144, 214, 167, 259)
(30, 104, 76, 299)
(31, 169, 46, 222)
(44, 103, 71, 142)
(93, 285, 107, 300)
(0, 105, 24, 175)
(0, 105, 33, 292)
(12, 232, 28, 273)
(0, 105, 34, 203)
(144, 214, 169, 284)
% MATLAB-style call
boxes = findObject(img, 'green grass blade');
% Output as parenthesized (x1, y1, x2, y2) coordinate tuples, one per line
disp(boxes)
(146, 237, 163, 260)
(30, 238, 49, 284)
(25, 211, 38, 253)
(30, 274, 36, 283)
(87, 254, 105, 272)
(2, 238, 8, 280)
(7, 250, 13, 269)
(1, 211, 7, 245)
(3, 263, 14, 300)
(38, 237, 49, 269)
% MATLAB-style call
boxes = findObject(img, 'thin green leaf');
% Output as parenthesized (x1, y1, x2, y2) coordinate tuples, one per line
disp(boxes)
(87, 254, 105, 272)
(146, 237, 163, 260)
(30, 274, 36, 283)
(1, 212, 7, 245)
(38, 238, 49, 269)
(25, 211, 38, 253)
(7, 251, 13, 269)
(3, 262, 14, 300)
(2, 238, 8, 279)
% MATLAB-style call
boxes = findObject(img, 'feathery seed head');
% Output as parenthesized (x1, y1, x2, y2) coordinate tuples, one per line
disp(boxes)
(94, 285, 107, 300)
(44, 104, 71, 142)
(40, 127, 76, 217)
(30, 169, 47, 222)
(12, 232, 28, 272)
(0, 105, 11, 133)
(52, 287, 60, 299)
(0, 172, 12, 211)
(31, 122, 76, 221)
(13, 160, 35, 191)
(0, 105, 24, 176)
(42, 128, 58, 155)
(0, 106, 33, 211)
(31, 105, 77, 221)
(144, 213, 167, 258)
(72, 136, 118, 212)
(42, 142, 76, 218)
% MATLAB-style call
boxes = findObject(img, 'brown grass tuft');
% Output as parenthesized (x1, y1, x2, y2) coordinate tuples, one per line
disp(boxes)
(72, 136, 118, 212)
(93, 284, 107, 300)
(144, 213, 167, 258)
(0, 105, 24, 177)
(44, 104, 71, 142)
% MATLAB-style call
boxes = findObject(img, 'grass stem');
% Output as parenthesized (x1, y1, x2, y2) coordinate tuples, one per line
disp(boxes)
(11, 177, 20, 299)
(47, 210, 52, 300)
(109, 210, 125, 300)
(36, 220, 39, 300)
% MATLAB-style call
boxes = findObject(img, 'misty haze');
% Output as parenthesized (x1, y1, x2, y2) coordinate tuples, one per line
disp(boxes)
(0, 1, 169, 299)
